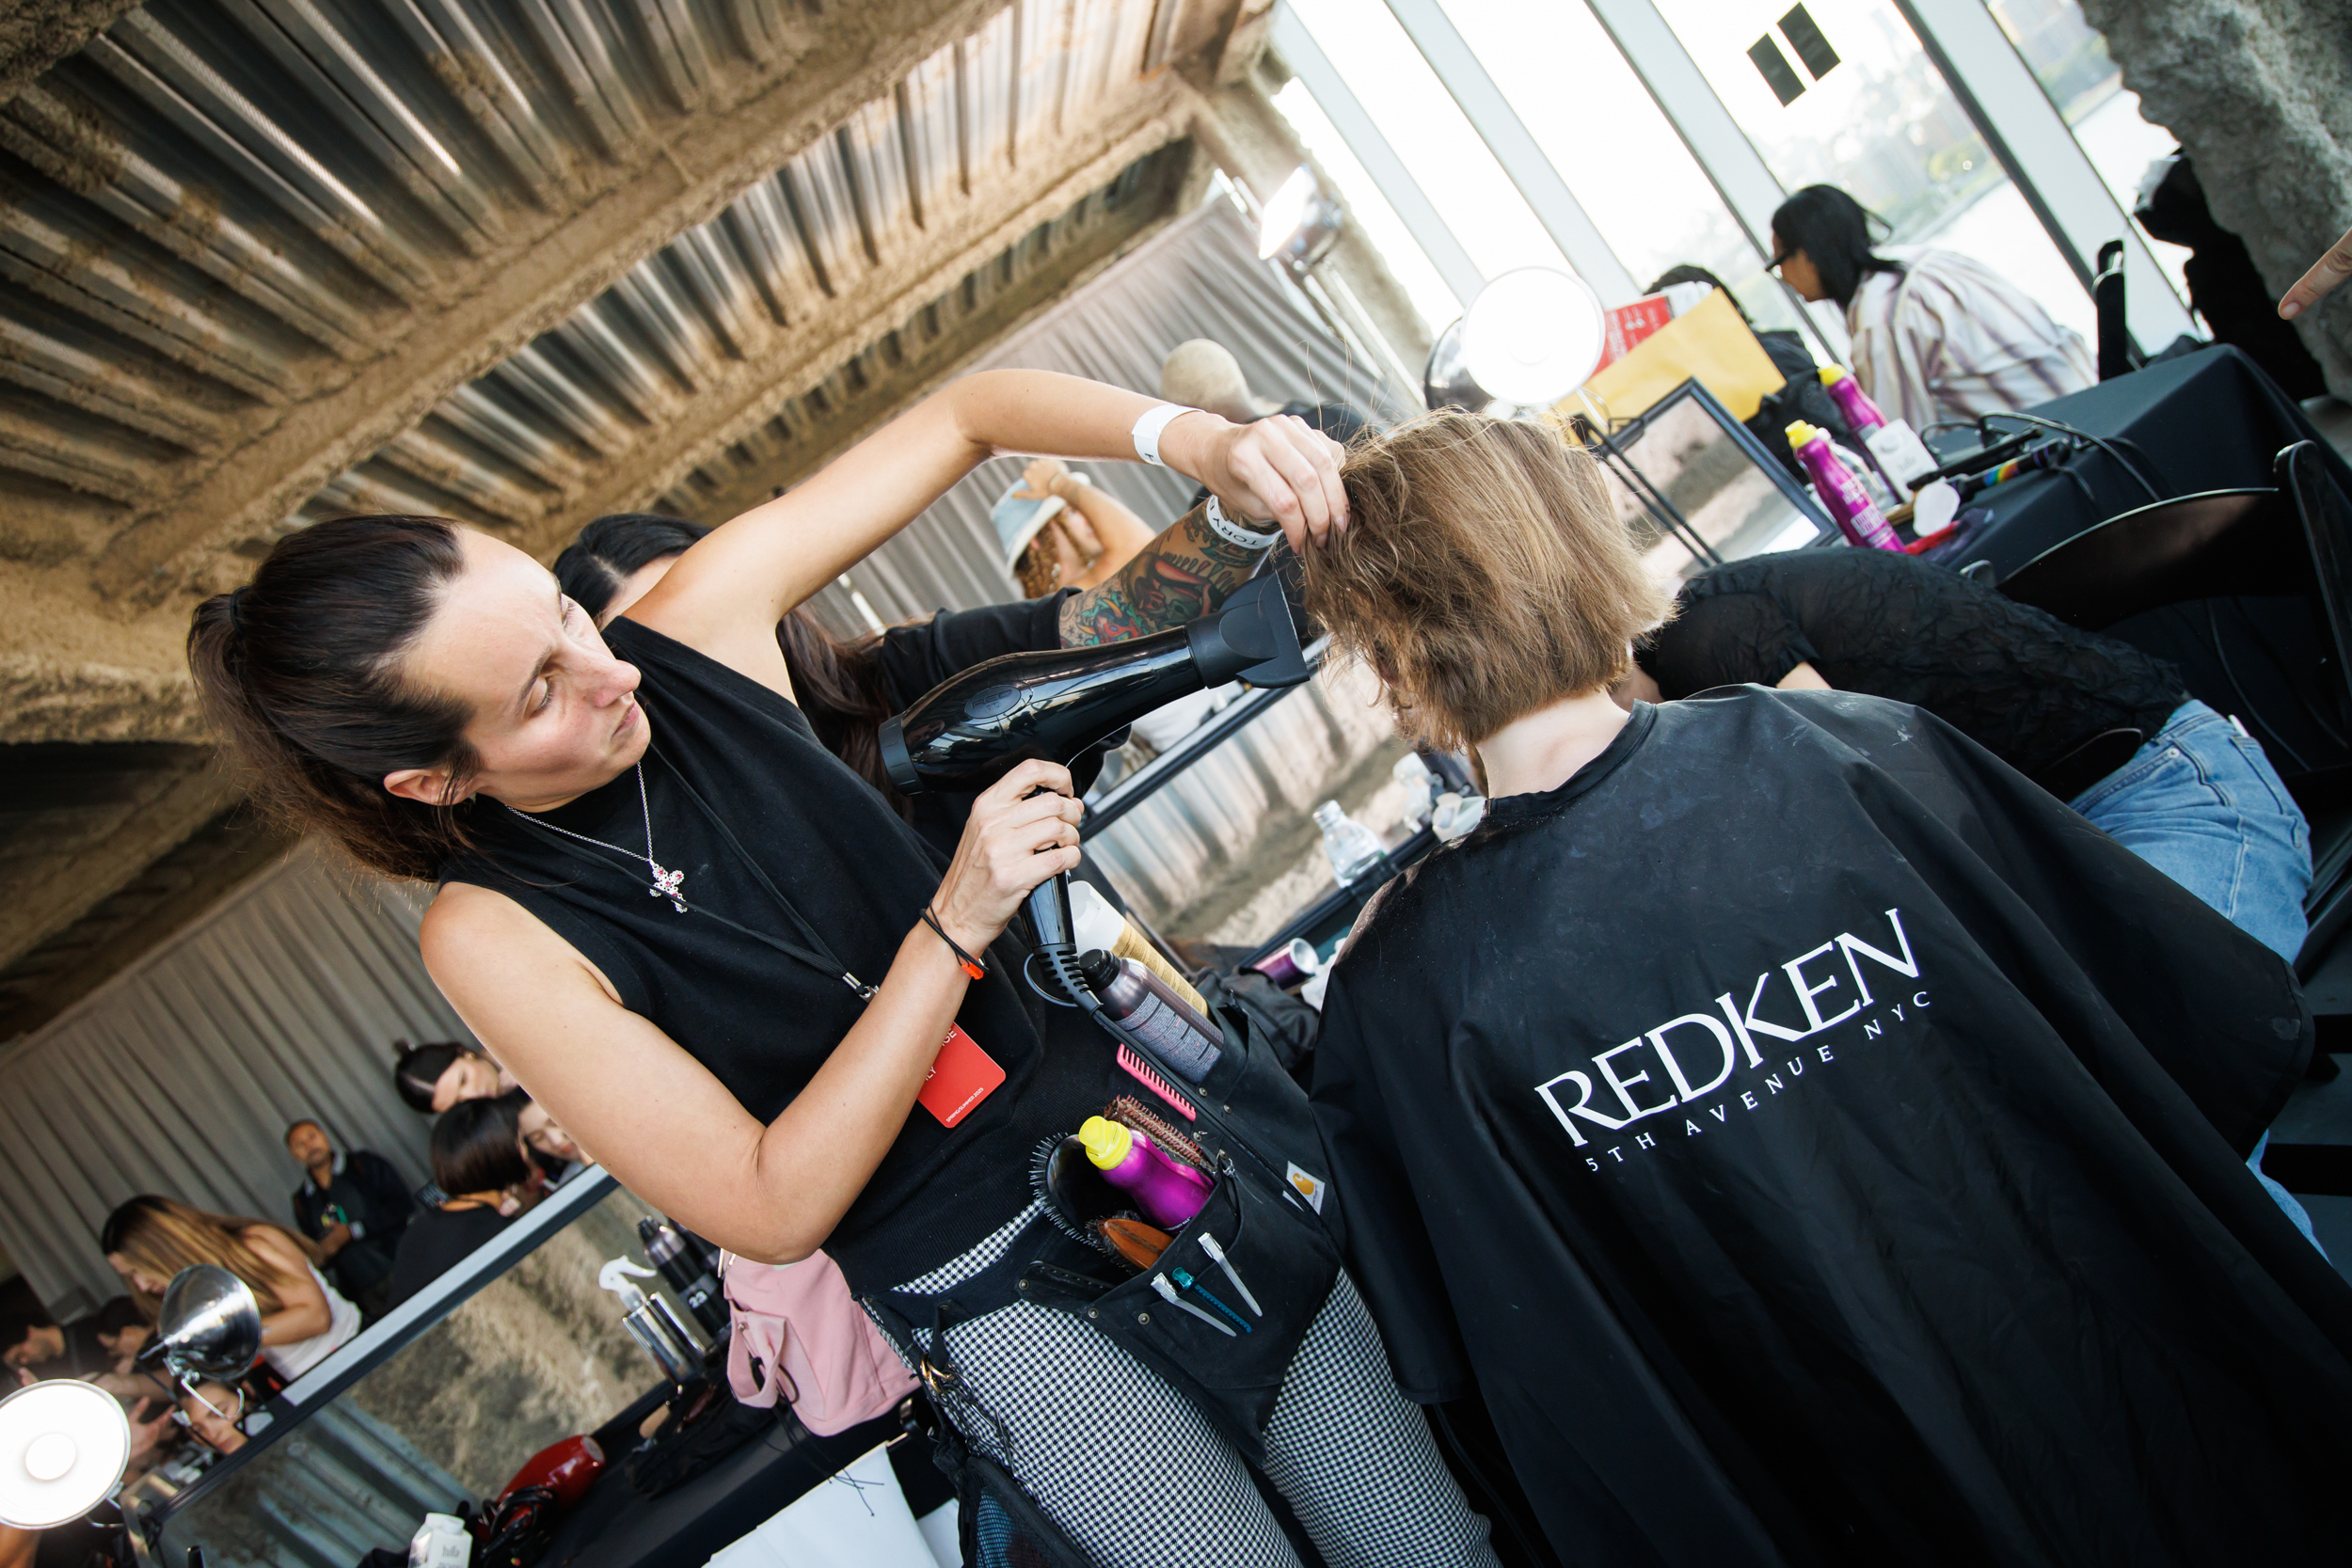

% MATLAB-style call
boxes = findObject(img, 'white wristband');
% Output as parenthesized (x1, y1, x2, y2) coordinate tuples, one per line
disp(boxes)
(1131, 404, 1196, 467)
(1203, 494, 1282, 550)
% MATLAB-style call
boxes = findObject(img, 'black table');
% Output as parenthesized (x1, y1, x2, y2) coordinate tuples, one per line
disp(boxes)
(541, 1407, 940, 1568)
(1940, 344, 2352, 577)
(1920, 345, 2352, 782)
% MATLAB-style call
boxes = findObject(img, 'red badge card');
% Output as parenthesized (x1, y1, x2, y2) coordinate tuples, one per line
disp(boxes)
(916, 1023, 1004, 1128)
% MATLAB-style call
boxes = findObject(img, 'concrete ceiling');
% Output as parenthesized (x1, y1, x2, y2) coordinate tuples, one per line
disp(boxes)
(0, 0, 1314, 1037)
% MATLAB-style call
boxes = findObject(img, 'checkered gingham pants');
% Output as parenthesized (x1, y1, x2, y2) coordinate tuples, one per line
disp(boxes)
(878, 1200, 1501, 1568)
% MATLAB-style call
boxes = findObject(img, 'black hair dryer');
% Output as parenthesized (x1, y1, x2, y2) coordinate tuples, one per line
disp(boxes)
(880, 573, 1311, 996)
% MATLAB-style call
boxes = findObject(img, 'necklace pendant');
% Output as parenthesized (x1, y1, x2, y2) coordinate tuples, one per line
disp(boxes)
(648, 861, 687, 913)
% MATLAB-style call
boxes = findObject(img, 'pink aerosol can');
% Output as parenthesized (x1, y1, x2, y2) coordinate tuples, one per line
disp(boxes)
(1788, 420, 1902, 550)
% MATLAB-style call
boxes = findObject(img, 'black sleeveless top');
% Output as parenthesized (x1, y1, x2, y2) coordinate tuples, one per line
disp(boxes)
(441, 613, 1114, 1291)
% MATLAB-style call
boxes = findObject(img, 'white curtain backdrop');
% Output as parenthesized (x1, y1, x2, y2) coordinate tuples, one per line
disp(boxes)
(0, 845, 461, 1315)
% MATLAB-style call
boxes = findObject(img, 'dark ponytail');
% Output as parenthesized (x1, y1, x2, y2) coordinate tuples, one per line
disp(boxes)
(1769, 184, 1905, 309)
(555, 514, 909, 816)
(187, 515, 479, 881)
(392, 1039, 480, 1113)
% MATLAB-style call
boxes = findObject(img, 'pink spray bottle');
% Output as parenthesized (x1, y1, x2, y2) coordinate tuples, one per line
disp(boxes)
(1820, 366, 1939, 491)
(1081, 1116, 1212, 1230)
(1788, 420, 1902, 551)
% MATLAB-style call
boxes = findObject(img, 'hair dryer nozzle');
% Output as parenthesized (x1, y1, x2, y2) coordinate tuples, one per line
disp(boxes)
(881, 571, 1311, 795)
(1185, 574, 1310, 689)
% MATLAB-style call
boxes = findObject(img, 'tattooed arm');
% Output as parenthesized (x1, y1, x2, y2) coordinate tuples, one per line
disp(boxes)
(1057, 501, 1270, 646)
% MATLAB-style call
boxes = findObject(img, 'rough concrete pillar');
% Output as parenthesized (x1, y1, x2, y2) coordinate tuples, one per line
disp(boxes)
(2081, 0, 2352, 397)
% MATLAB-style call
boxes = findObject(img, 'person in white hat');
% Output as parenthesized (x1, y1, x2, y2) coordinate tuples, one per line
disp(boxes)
(993, 456, 1158, 599)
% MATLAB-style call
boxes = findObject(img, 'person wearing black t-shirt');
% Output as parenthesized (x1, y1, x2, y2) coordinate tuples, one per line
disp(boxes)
(286, 1119, 415, 1322)
(1624, 547, 2312, 964)
(1302, 411, 2352, 1568)
(387, 1097, 530, 1308)
(185, 372, 1497, 1568)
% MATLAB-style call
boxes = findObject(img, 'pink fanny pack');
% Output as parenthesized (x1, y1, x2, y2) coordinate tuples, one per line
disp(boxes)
(720, 1247, 917, 1436)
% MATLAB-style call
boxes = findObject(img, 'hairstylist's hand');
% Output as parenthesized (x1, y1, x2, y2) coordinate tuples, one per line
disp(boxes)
(2280, 223, 2352, 320)
(933, 758, 1082, 952)
(1166, 412, 1347, 552)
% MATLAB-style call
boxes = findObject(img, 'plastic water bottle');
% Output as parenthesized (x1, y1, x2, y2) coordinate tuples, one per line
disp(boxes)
(1314, 801, 1386, 887)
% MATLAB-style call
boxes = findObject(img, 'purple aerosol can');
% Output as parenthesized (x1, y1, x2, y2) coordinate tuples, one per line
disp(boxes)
(1788, 420, 1902, 550)
(1081, 1116, 1213, 1230)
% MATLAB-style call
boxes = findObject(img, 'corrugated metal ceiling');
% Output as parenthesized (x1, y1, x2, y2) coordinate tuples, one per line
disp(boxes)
(0, 0, 1171, 548)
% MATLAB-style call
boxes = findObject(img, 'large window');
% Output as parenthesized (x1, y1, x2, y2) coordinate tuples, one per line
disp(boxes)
(1432, 0, 1802, 334)
(1986, 0, 2191, 301)
(1649, 0, 2091, 341)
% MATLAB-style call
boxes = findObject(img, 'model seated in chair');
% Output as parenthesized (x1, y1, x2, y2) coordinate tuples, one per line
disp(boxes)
(1301, 411, 2352, 1568)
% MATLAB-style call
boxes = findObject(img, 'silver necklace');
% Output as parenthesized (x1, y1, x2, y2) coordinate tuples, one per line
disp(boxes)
(508, 763, 687, 912)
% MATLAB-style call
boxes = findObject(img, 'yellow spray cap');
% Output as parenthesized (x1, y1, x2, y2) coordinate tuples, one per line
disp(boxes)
(1819, 365, 1848, 386)
(1079, 1116, 1132, 1170)
(1786, 420, 1821, 448)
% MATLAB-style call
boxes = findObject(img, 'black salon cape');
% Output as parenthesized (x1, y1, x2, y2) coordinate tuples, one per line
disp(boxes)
(1311, 689, 2352, 1568)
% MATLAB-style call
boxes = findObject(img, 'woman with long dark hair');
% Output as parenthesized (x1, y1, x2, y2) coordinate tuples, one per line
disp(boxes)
(101, 1196, 360, 1380)
(185, 371, 1497, 1568)
(1768, 182, 2090, 428)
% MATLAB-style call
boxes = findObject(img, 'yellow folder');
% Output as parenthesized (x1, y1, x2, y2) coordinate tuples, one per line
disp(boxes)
(1569, 288, 1787, 423)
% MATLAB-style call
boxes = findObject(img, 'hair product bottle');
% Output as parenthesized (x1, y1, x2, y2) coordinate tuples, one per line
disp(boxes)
(1079, 951, 1222, 1084)
(1080, 1116, 1214, 1229)
(638, 1217, 727, 1336)
(1819, 366, 1940, 490)
(1788, 420, 1902, 550)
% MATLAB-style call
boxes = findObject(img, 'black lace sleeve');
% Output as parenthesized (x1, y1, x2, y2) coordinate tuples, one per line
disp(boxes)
(1643, 589, 1818, 697)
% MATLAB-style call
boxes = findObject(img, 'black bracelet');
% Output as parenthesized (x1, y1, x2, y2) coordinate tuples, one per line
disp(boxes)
(922, 907, 987, 980)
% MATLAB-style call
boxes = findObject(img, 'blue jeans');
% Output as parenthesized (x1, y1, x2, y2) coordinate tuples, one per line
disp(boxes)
(2072, 699, 2319, 1247)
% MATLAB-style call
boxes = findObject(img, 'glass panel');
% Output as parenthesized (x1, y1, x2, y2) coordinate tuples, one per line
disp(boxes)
(1282, 0, 1576, 288)
(1435, 0, 1806, 337)
(153, 1186, 687, 1568)
(1268, 78, 1467, 338)
(1083, 663, 1415, 958)
(1985, 0, 2192, 302)
(1582, 398, 1825, 590)
(1650, 0, 2093, 341)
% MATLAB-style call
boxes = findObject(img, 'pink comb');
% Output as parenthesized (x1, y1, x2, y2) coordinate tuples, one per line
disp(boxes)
(1117, 1044, 1196, 1119)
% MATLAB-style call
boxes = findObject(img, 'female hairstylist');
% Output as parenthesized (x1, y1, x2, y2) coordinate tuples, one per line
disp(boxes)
(185, 371, 1497, 1568)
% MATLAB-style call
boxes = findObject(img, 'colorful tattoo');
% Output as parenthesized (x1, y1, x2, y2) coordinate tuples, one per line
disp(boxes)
(1058, 501, 1269, 646)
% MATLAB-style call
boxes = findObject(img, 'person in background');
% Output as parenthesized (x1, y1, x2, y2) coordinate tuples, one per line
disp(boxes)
(4, 1297, 165, 1406)
(285, 1120, 417, 1323)
(174, 1379, 247, 1455)
(390, 1038, 514, 1114)
(101, 1196, 360, 1383)
(1001, 455, 1158, 600)
(3, 1303, 105, 1382)
(1769, 183, 2092, 431)
(386, 1097, 538, 1308)
(515, 1101, 588, 1177)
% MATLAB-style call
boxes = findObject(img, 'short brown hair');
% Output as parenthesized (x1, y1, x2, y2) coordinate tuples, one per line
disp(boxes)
(1303, 411, 1675, 750)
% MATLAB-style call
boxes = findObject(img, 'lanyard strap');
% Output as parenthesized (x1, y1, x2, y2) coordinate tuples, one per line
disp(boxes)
(507, 736, 873, 1000)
